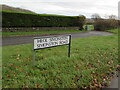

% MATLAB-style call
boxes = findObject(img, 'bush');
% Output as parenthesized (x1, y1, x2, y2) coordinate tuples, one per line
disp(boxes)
(2, 11, 86, 28)
(94, 19, 118, 31)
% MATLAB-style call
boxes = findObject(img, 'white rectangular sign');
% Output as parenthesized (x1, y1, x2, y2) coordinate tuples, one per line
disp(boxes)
(34, 35, 70, 50)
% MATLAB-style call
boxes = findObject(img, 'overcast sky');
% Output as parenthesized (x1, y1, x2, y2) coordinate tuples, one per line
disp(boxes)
(1, 0, 119, 18)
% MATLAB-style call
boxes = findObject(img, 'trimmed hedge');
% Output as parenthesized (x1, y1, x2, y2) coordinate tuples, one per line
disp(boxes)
(2, 11, 86, 29)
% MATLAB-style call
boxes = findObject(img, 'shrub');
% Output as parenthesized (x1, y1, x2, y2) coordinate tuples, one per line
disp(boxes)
(94, 19, 118, 31)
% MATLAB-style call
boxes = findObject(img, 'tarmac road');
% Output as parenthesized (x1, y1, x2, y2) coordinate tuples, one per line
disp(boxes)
(108, 72, 119, 89)
(2, 31, 113, 46)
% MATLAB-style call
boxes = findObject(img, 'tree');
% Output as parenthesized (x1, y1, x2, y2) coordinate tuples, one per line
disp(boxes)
(109, 15, 117, 20)
(78, 15, 86, 30)
(91, 13, 101, 21)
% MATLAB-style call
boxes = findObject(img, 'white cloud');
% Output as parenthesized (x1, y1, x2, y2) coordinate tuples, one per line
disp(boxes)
(1, 0, 119, 18)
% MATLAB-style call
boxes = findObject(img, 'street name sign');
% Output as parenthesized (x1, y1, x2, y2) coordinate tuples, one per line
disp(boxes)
(32, 35, 71, 66)
(34, 35, 71, 50)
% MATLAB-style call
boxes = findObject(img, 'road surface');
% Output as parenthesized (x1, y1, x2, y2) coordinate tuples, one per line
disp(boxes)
(2, 31, 113, 46)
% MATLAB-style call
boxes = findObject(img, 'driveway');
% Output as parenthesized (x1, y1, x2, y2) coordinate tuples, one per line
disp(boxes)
(2, 31, 113, 46)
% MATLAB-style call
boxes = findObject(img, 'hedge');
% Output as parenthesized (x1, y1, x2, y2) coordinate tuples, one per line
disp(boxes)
(94, 19, 118, 31)
(2, 11, 86, 29)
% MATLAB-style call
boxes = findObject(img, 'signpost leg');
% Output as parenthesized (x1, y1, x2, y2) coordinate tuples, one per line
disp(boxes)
(32, 49, 35, 67)
(68, 35, 71, 57)
(68, 44, 70, 57)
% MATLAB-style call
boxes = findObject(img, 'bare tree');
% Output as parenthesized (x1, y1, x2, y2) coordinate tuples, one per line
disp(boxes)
(91, 13, 101, 21)
(109, 14, 117, 20)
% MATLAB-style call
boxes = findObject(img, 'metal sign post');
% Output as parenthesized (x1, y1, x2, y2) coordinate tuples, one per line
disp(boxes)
(68, 35, 71, 57)
(32, 49, 35, 67)
(32, 35, 71, 66)
(32, 40, 35, 67)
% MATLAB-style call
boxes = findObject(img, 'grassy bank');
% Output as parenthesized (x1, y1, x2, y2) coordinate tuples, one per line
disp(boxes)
(106, 28, 118, 34)
(2, 29, 118, 88)
(2, 30, 84, 37)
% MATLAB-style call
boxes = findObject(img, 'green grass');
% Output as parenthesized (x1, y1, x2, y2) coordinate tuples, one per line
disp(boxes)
(83, 25, 94, 31)
(2, 29, 118, 88)
(106, 28, 118, 34)
(2, 25, 94, 37)
(2, 30, 84, 37)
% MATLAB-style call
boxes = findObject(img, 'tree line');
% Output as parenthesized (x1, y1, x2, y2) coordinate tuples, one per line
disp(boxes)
(90, 13, 118, 31)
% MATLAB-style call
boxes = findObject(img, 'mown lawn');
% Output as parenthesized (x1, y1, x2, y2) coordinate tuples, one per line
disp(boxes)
(2, 29, 118, 88)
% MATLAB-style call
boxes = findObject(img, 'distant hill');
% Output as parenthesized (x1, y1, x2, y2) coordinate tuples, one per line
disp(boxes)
(1, 4, 36, 14)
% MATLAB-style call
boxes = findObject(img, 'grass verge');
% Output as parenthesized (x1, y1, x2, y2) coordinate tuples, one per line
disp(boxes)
(2, 29, 118, 88)
(2, 30, 84, 37)
(106, 28, 118, 34)
(2, 25, 94, 37)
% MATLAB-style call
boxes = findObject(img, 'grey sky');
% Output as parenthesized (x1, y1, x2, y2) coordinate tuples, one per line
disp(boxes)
(1, 0, 119, 18)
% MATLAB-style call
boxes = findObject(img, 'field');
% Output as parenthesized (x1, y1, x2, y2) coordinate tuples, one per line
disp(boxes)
(2, 29, 118, 88)
(83, 25, 94, 30)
